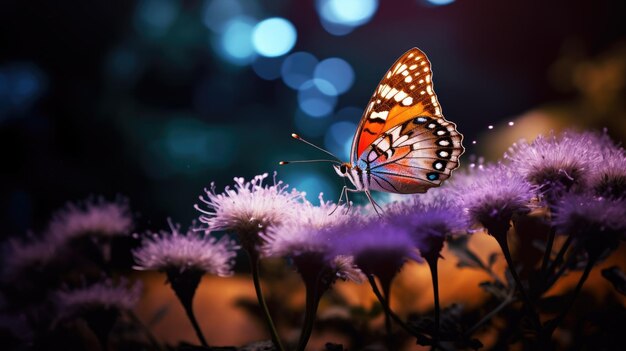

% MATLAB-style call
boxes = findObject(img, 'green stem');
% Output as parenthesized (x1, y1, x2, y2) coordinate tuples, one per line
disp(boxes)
(379, 277, 393, 342)
(544, 256, 596, 337)
(367, 275, 415, 335)
(426, 256, 440, 344)
(544, 237, 577, 292)
(540, 227, 557, 275)
(248, 250, 285, 351)
(464, 292, 515, 337)
(296, 278, 321, 351)
(494, 232, 541, 332)
(182, 301, 209, 348)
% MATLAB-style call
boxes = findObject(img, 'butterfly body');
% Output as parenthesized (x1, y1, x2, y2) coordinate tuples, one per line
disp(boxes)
(335, 48, 464, 200)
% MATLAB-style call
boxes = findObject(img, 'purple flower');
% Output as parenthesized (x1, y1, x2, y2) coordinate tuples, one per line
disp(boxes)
(2, 236, 63, 282)
(456, 164, 536, 237)
(387, 199, 467, 259)
(261, 195, 363, 284)
(133, 221, 239, 277)
(330, 219, 420, 286)
(504, 131, 604, 202)
(195, 173, 305, 253)
(553, 193, 626, 257)
(46, 197, 133, 243)
(54, 278, 142, 318)
(589, 138, 626, 199)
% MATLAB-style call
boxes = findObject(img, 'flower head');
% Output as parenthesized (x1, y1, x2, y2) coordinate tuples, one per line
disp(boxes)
(331, 219, 420, 286)
(195, 173, 305, 252)
(504, 130, 604, 202)
(388, 199, 467, 259)
(261, 194, 353, 258)
(456, 164, 536, 237)
(553, 193, 626, 257)
(133, 221, 239, 277)
(54, 278, 142, 318)
(261, 195, 362, 286)
(589, 141, 626, 199)
(2, 236, 63, 282)
(46, 197, 133, 243)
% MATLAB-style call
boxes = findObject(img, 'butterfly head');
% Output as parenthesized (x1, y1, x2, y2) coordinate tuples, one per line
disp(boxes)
(333, 162, 352, 178)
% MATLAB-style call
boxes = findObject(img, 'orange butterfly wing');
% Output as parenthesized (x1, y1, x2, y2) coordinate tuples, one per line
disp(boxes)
(350, 48, 445, 164)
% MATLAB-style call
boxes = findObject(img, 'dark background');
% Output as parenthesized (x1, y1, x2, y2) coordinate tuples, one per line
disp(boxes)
(1, 0, 624, 236)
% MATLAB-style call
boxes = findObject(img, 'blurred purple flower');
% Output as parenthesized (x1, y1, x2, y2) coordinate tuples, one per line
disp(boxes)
(504, 131, 604, 203)
(589, 139, 626, 199)
(2, 236, 62, 282)
(387, 199, 467, 259)
(330, 219, 420, 286)
(553, 193, 626, 258)
(195, 173, 305, 253)
(46, 197, 133, 243)
(261, 195, 363, 284)
(456, 164, 536, 237)
(54, 278, 142, 318)
(133, 221, 238, 277)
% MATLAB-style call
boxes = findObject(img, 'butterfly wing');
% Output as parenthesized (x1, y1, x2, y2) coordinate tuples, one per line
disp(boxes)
(351, 48, 464, 193)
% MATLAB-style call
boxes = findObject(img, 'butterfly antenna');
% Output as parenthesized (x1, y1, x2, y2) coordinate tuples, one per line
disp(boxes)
(290, 133, 342, 162)
(279, 159, 342, 165)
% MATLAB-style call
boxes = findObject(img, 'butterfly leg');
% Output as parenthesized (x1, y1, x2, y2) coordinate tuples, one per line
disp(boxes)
(329, 186, 359, 215)
(364, 190, 384, 216)
(329, 186, 348, 215)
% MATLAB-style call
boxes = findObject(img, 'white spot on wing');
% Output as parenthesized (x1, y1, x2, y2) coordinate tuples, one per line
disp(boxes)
(394, 90, 408, 101)
(370, 110, 389, 121)
(380, 85, 391, 97)
(385, 88, 399, 99)
(401, 96, 413, 106)
(404, 76, 413, 83)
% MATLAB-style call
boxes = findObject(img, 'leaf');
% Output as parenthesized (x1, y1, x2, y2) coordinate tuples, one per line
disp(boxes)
(602, 266, 626, 296)
(479, 281, 509, 301)
(447, 236, 487, 271)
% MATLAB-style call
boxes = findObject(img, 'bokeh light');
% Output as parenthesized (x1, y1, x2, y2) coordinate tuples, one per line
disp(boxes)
(423, 0, 456, 6)
(283, 171, 337, 203)
(0, 62, 47, 120)
(202, 0, 244, 33)
(316, 0, 378, 35)
(252, 56, 284, 80)
(134, 0, 180, 38)
(216, 16, 257, 65)
(313, 58, 355, 95)
(298, 80, 338, 118)
(144, 118, 234, 178)
(281, 52, 319, 89)
(294, 108, 333, 138)
(324, 121, 356, 160)
(252, 18, 297, 57)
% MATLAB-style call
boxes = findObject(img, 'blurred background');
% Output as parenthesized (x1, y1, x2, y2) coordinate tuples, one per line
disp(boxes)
(1, 0, 625, 236)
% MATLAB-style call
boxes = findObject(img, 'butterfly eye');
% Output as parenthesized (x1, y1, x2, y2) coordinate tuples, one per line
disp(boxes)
(340, 165, 348, 174)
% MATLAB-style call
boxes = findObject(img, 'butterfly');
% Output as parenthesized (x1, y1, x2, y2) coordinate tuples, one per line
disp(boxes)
(283, 48, 464, 211)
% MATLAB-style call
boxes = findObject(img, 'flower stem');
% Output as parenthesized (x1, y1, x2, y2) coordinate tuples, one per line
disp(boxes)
(464, 292, 515, 337)
(543, 255, 596, 337)
(425, 256, 441, 344)
(247, 250, 285, 351)
(540, 227, 557, 275)
(545, 235, 574, 283)
(296, 277, 321, 351)
(182, 301, 209, 348)
(366, 275, 425, 338)
(493, 232, 541, 332)
(167, 270, 209, 348)
(379, 276, 393, 342)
